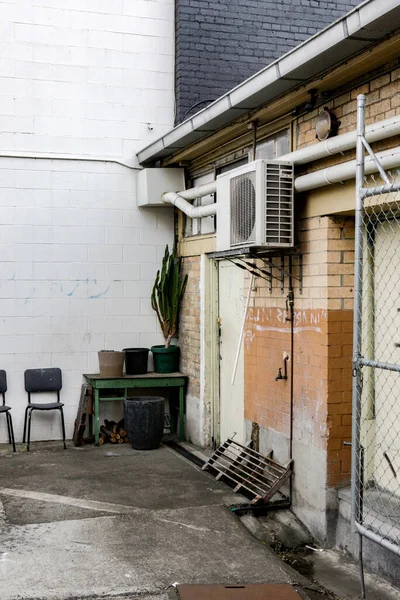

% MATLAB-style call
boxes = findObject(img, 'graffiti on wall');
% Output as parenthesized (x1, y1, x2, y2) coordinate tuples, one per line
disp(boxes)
(244, 307, 327, 350)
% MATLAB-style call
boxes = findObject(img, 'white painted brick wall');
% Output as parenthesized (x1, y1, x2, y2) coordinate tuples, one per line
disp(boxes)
(0, 0, 175, 444)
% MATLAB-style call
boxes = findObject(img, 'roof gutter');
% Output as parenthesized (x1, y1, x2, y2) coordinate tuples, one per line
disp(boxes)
(137, 0, 400, 165)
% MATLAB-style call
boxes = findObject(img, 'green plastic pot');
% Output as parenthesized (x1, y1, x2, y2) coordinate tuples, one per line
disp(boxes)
(151, 345, 180, 373)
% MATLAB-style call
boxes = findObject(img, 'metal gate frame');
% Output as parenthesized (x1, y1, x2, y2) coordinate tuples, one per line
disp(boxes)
(352, 94, 400, 594)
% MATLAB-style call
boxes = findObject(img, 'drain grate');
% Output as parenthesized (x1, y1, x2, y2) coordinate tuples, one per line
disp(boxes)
(202, 438, 292, 504)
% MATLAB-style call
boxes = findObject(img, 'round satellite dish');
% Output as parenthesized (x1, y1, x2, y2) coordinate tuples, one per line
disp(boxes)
(315, 108, 339, 141)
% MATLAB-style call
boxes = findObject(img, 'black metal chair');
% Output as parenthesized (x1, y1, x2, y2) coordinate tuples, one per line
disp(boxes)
(0, 370, 16, 452)
(23, 368, 66, 451)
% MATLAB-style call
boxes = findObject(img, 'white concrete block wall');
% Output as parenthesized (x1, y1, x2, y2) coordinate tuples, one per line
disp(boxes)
(0, 0, 175, 160)
(0, 0, 176, 443)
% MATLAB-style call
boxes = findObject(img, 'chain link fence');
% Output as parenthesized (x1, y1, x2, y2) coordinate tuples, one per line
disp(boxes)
(355, 171, 400, 551)
(353, 95, 400, 564)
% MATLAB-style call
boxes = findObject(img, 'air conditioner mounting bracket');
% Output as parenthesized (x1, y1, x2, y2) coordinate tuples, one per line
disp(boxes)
(207, 246, 302, 294)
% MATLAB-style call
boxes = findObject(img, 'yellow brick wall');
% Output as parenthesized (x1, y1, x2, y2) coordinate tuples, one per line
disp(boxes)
(294, 65, 400, 192)
(178, 62, 399, 488)
(180, 256, 201, 399)
(296, 67, 400, 151)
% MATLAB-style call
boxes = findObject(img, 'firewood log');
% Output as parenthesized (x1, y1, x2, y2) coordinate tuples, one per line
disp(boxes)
(105, 419, 119, 430)
(100, 425, 116, 442)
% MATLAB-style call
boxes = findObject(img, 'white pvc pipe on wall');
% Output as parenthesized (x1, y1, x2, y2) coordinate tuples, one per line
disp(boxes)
(279, 115, 400, 165)
(162, 182, 217, 218)
(176, 182, 217, 201)
(295, 146, 400, 192)
(160, 115, 400, 218)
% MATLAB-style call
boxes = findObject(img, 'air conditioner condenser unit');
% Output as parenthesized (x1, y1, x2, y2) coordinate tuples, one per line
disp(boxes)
(216, 160, 294, 252)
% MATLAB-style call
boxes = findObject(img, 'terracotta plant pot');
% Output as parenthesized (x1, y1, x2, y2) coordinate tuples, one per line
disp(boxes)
(98, 351, 125, 377)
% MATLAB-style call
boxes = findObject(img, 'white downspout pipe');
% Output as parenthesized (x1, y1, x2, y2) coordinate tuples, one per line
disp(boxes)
(295, 146, 400, 192)
(279, 115, 400, 165)
(231, 274, 253, 386)
(162, 181, 217, 218)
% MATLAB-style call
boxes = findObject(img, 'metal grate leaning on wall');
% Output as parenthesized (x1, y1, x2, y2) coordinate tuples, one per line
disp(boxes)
(352, 95, 400, 578)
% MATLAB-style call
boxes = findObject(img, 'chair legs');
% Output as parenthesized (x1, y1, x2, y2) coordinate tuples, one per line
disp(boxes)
(5, 411, 16, 453)
(22, 406, 29, 444)
(27, 407, 33, 452)
(60, 407, 67, 450)
(24, 407, 67, 451)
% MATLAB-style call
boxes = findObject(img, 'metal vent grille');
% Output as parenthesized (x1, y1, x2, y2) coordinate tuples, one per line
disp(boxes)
(230, 172, 256, 246)
(265, 163, 293, 246)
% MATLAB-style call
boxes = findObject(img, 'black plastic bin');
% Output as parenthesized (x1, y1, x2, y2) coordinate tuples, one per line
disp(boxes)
(124, 396, 165, 450)
(123, 348, 149, 375)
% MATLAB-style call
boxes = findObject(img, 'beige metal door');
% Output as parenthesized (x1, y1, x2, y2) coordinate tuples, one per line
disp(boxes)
(218, 261, 245, 444)
(374, 220, 400, 495)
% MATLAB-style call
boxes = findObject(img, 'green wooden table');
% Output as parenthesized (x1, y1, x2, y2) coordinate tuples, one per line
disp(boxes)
(83, 372, 187, 446)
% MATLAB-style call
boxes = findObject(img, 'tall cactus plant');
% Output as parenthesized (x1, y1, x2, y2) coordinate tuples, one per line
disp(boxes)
(151, 244, 188, 348)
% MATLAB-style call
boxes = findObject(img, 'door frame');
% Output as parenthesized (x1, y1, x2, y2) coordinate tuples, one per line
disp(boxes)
(202, 255, 220, 448)
(217, 259, 246, 446)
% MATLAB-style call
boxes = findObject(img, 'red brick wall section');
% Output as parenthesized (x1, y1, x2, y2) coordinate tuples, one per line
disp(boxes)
(326, 311, 353, 486)
(244, 216, 355, 488)
(245, 306, 329, 450)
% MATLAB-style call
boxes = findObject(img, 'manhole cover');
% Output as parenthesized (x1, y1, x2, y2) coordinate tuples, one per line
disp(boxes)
(177, 584, 302, 600)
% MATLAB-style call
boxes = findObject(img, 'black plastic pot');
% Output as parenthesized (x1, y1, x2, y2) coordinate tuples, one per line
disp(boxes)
(124, 396, 165, 450)
(123, 348, 149, 375)
(151, 345, 180, 373)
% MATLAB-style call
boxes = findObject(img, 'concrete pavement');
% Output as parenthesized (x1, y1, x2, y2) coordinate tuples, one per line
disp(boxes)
(0, 442, 311, 600)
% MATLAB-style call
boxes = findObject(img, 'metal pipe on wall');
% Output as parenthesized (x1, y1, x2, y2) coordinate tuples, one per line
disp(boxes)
(355, 522, 400, 557)
(353, 94, 367, 600)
